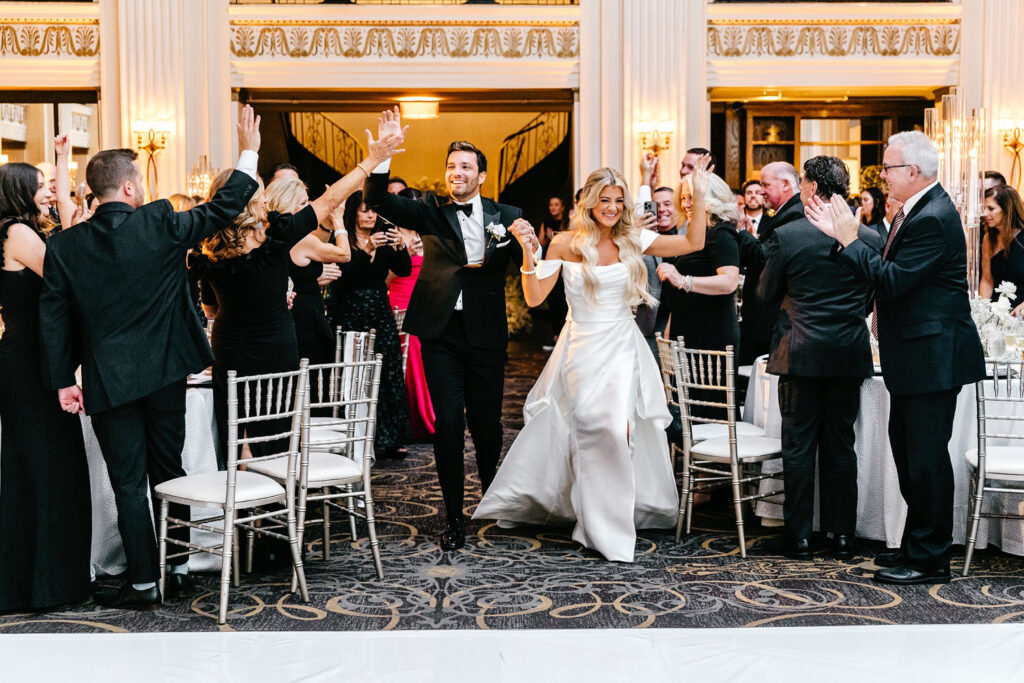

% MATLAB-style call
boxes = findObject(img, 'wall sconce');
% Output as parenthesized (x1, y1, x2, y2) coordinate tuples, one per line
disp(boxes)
(397, 97, 440, 120)
(131, 119, 171, 198)
(1000, 118, 1024, 190)
(187, 154, 219, 200)
(637, 120, 675, 155)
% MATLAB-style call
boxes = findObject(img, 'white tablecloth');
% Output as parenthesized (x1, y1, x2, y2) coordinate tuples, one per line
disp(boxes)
(747, 359, 1024, 554)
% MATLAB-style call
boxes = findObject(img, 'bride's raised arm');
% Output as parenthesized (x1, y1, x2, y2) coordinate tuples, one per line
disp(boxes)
(513, 220, 564, 307)
(642, 154, 712, 258)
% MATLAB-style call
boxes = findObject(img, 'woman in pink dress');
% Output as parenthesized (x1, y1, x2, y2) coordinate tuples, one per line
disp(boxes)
(387, 187, 436, 439)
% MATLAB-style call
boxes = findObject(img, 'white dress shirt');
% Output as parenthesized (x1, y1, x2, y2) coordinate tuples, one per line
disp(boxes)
(237, 150, 259, 181)
(453, 194, 485, 310)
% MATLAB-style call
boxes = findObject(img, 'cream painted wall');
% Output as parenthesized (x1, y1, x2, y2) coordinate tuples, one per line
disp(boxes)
(323, 111, 541, 199)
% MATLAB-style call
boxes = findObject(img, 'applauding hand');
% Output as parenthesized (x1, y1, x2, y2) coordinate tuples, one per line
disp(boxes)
(237, 105, 261, 153)
(690, 154, 714, 197)
(365, 109, 408, 167)
(807, 194, 860, 246)
(54, 133, 71, 157)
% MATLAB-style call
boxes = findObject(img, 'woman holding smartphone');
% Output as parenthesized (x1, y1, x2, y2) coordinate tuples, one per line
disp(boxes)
(328, 190, 413, 459)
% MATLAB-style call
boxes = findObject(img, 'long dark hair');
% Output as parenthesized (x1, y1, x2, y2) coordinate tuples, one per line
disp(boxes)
(986, 184, 1024, 255)
(0, 162, 51, 234)
(860, 187, 886, 226)
(342, 190, 385, 249)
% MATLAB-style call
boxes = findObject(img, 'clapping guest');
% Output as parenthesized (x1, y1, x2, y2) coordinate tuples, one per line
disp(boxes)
(39, 106, 262, 610)
(758, 156, 882, 560)
(327, 190, 413, 458)
(0, 162, 91, 612)
(807, 131, 985, 585)
(657, 172, 741, 419)
(980, 184, 1024, 312)
(197, 140, 401, 469)
(740, 179, 766, 235)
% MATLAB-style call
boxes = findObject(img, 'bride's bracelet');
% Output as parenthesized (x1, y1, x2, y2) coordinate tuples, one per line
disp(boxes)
(520, 264, 537, 276)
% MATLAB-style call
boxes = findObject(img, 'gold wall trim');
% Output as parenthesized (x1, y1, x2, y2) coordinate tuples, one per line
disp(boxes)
(232, 19, 578, 28)
(0, 21, 99, 58)
(707, 21, 960, 58)
(230, 22, 579, 59)
(708, 18, 960, 27)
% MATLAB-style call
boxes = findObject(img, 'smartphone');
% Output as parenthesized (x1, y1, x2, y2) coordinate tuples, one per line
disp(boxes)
(641, 200, 657, 217)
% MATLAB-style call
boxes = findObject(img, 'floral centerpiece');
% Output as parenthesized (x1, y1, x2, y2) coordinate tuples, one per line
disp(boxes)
(971, 281, 1024, 359)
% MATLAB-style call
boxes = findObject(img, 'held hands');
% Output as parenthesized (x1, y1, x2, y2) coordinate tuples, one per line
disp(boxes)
(689, 154, 714, 197)
(58, 385, 84, 415)
(509, 218, 539, 259)
(806, 194, 861, 246)
(656, 262, 685, 289)
(237, 105, 261, 153)
(54, 133, 71, 157)
(317, 262, 341, 286)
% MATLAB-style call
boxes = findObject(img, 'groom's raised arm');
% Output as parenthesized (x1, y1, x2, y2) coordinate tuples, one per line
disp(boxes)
(363, 170, 432, 235)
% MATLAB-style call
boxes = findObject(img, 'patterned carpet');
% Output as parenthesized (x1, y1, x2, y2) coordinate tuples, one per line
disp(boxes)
(4, 337, 1024, 633)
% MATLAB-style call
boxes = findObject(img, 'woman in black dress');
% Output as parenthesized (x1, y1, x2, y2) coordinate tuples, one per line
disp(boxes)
(194, 132, 405, 467)
(859, 186, 888, 244)
(0, 161, 91, 611)
(328, 190, 412, 458)
(980, 184, 1024, 313)
(657, 172, 741, 420)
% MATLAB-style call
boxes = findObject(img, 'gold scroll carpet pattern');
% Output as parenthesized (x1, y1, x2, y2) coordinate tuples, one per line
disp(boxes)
(3, 345, 1024, 632)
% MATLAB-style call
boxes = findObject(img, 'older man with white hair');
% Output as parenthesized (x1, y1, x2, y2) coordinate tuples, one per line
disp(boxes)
(806, 130, 985, 586)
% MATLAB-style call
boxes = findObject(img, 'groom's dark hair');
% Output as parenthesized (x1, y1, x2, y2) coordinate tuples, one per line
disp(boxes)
(87, 148, 139, 199)
(446, 141, 487, 173)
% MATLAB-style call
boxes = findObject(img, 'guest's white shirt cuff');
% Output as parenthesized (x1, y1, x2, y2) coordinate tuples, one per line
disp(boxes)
(373, 159, 391, 174)
(237, 150, 259, 180)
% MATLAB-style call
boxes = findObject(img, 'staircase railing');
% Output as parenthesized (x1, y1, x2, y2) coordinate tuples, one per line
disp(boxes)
(288, 111, 365, 175)
(497, 111, 570, 196)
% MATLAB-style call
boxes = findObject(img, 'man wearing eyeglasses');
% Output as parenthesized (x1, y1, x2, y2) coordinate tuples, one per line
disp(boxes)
(806, 131, 985, 586)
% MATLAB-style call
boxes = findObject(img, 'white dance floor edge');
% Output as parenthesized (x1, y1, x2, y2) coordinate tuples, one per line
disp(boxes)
(3, 624, 1024, 682)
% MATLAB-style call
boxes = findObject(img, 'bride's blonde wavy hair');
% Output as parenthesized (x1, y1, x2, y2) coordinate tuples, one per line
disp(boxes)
(200, 169, 266, 262)
(568, 167, 654, 308)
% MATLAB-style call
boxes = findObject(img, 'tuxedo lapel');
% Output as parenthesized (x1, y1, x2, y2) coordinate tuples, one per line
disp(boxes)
(481, 200, 503, 266)
(886, 184, 944, 259)
(441, 202, 466, 247)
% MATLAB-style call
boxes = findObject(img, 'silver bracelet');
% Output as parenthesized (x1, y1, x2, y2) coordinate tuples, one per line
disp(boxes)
(333, 228, 347, 238)
(520, 265, 537, 276)
(683, 275, 693, 293)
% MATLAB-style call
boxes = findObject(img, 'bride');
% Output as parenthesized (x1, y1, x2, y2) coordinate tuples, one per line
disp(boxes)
(474, 161, 711, 562)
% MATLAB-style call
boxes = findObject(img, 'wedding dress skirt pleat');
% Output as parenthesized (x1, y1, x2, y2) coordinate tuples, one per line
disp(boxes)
(474, 244, 678, 562)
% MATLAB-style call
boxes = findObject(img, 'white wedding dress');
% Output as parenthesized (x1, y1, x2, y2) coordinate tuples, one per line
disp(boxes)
(473, 230, 678, 562)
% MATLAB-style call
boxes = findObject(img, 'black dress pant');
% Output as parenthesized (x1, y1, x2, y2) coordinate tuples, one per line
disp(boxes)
(90, 379, 191, 583)
(420, 312, 506, 522)
(778, 376, 863, 541)
(888, 387, 960, 570)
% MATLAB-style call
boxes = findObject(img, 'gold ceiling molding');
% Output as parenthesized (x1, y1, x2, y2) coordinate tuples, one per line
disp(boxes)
(230, 22, 578, 60)
(707, 21, 960, 58)
(0, 20, 99, 58)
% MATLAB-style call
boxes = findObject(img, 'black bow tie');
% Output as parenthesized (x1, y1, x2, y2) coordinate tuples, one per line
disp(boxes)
(454, 203, 473, 217)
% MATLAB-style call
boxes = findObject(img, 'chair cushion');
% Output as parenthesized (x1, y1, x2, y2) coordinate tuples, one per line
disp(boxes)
(307, 425, 348, 451)
(690, 422, 766, 443)
(248, 451, 362, 486)
(154, 470, 285, 506)
(310, 417, 349, 432)
(966, 447, 1024, 477)
(691, 435, 782, 461)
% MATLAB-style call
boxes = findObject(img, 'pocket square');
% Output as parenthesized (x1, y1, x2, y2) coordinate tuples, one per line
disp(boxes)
(495, 240, 511, 249)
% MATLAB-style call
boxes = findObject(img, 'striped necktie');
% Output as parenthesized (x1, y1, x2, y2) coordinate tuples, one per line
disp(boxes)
(871, 208, 906, 340)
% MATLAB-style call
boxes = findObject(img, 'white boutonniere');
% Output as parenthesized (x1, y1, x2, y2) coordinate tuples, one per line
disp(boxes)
(485, 222, 507, 246)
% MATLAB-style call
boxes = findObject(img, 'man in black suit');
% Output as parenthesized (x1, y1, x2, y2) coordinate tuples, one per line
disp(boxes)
(40, 106, 263, 608)
(807, 131, 985, 584)
(758, 156, 882, 560)
(363, 108, 538, 550)
(736, 162, 804, 365)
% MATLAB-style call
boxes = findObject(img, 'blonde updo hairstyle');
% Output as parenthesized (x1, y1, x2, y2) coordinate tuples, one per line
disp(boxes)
(676, 171, 740, 227)
(264, 177, 308, 215)
(200, 169, 266, 262)
(569, 167, 654, 308)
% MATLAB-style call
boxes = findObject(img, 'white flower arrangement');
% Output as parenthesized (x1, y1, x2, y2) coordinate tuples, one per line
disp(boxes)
(485, 222, 507, 242)
(970, 281, 1024, 359)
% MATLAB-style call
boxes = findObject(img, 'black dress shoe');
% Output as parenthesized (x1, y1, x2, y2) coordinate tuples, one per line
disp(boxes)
(873, 564, 951, 585)
(440, 517, 467, 551)
(94, 582, 160, 610)
(164, 573, 196, 600)
(764, 535, 813, 560)
(831, 534, 859, 560)
(874, 549, 909, 568)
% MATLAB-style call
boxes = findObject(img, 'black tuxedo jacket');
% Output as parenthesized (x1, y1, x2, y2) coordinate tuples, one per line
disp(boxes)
(759, 217, 881, 378)
(40, 169, 259, 413)
(737, 194, 805, 349)
(363, 172, 524, 350)
(835, 183, 985, 396)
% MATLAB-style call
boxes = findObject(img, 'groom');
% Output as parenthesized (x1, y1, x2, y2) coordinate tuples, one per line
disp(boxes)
(363, 107, 539, 550)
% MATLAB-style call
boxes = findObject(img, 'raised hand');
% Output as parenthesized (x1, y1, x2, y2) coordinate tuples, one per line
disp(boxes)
(509, 218, 538, 255)
(690, 153, 714, 197)
(377, 106, 403, 141)
(640, 153, 658, 187)
(54, 133, 71, 157)
(365, 128, 408, 166)
(805, 194, 836, 239)
(237, 104, 261, 153)
(829, 194, 861, 246)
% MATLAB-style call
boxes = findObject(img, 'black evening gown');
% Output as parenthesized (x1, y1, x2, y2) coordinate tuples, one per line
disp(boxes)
(664, 222, 742, 420)
(989, 233, 1024, 309)
(193, 206, 317, 467)
(289, 260, 333, 365)
(0, 221, 92, 612)
(328, 242, 412, 450)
